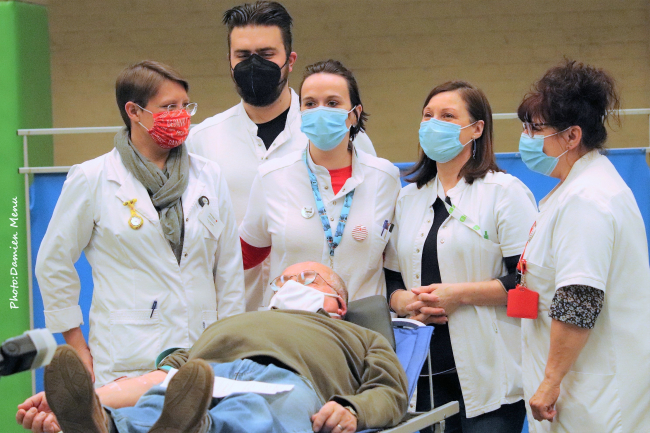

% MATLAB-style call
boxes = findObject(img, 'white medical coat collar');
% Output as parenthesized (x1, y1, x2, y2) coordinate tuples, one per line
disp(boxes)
(538, 149, 601, 211)
(305, 143, 365, 201)
(236, 88, 301, 156)
(106, 146, 210, 227)
(432, 174, 468, 206)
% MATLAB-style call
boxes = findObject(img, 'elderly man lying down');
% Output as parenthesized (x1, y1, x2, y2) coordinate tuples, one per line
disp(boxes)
(17, 261, 408, 433)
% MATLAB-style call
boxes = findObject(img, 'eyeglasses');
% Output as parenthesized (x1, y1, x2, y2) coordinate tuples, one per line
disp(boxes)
(521, 122, 548, 138)
(137, 102, 198, 117)
(270, 270, 336, 292)
(162, 102, 198, 116)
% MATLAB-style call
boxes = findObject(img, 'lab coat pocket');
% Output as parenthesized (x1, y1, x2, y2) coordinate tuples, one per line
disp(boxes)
(368, 224, 390, 269)
(109, 309, 162, 372)
(554, 371, 623, 432)
(201, 310, 218, 330)
(474, 236, 504, 283)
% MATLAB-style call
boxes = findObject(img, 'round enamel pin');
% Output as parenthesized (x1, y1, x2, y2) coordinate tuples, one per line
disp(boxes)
(352, 225, 368, 241)
(301, 206, 315, 219)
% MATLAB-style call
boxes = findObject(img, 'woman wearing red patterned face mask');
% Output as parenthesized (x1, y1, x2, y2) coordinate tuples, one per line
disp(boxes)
(33, 60, 245, 390)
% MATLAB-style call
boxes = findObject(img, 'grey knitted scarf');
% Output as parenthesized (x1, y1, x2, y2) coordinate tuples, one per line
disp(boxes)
(114, 129, 189, 263)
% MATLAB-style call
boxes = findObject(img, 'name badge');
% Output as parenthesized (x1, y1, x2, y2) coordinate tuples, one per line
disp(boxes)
(198, 204, 224, 239)
(507, 284, 539, 319)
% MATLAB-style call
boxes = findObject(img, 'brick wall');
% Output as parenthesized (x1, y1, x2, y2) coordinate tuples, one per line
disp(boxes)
(43, 0, 650, 165)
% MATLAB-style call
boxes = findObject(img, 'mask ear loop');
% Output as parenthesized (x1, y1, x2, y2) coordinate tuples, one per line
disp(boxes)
(135, 104, 153, 133)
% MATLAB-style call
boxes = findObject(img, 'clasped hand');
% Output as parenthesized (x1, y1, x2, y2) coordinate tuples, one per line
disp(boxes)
(405, 284, 461, 325)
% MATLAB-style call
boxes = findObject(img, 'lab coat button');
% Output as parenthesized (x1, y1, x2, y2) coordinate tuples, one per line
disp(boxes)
(330, 217, 334, 222)
(184, 252, 188, 257)
(427, 220, 431, 223)
(440, 239, 445, 244)
(416, 248, 420, 253)
(332, 200, 336, 205)
(324, 185, 329, 190)
(492, 323, 498, 333)
(186, 218, 189, 222)
(420, 233, 424, 237)
(415, 273, 419, 279)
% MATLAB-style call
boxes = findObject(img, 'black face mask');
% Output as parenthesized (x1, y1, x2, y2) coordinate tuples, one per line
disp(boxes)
(232, 54, 288, 107)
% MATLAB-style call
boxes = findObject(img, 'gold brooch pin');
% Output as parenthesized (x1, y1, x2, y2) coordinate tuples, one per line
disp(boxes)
(123, 199, 144, 230)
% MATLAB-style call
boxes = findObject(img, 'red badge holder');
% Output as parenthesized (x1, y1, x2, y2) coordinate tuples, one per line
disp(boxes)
(507, 284, 539, 319)
(507, 258, 539, 319)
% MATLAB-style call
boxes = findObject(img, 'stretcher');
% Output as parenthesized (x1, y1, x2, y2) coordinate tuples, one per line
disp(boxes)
(346, 296, 458, 433)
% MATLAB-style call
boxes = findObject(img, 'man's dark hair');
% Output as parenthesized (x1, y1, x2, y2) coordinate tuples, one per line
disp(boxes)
(223, 1, 293, 56)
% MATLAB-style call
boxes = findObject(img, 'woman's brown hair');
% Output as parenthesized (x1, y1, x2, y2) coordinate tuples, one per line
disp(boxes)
(407, 81, 501, 189)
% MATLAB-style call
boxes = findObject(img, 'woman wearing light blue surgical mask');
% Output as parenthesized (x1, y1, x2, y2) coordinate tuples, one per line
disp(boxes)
(239, 59, 401, 308)
(384, 81, 536, 433)
(516, 60, 650, 433)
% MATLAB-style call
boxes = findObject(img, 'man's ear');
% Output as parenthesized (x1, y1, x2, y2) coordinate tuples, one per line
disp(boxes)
(287, 51, 297, 73)
(337, 297, 347, 318)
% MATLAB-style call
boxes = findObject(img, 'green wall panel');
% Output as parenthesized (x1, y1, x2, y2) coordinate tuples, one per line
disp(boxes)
(0, 1, 52, 431)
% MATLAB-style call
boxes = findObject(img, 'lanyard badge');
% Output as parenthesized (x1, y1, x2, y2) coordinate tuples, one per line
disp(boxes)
(507, 222, 539, 319)
(303, 150, 355, 260)
(123, 199, 144, 230)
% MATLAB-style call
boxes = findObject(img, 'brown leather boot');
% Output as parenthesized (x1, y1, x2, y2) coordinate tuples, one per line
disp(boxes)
(148, 359, 214, 433)
(44, 345, 110, 433)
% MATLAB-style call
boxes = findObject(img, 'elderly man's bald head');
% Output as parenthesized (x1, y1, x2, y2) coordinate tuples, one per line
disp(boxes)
(280, 262, 348, 303)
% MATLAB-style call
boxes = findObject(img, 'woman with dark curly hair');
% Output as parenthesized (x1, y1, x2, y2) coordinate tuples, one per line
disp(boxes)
(517, 60, 650, 432)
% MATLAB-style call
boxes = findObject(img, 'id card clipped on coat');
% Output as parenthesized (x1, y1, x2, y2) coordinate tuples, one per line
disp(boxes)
(507, 223, 539, 319)
(507, 284, 539, 319)
(198, 197, 224, 239)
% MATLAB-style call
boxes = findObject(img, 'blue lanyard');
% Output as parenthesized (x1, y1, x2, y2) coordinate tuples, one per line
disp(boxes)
(303, 150, 355, 257)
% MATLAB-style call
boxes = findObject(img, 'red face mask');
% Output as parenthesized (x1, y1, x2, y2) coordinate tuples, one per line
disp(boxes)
(138, 107, 191, 149)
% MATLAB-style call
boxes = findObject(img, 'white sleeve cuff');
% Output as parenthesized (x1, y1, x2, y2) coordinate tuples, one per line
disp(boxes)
(44, 305, 84, 333)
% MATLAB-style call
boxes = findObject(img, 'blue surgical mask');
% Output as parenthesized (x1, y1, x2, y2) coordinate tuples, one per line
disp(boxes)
(300, 106, 356, 151)
(518, 129, 569, 176)
(419, 118, 477, 163)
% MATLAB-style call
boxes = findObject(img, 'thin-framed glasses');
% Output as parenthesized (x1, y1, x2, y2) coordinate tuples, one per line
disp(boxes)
(161, 102, 198, 116)
(270, 270, 335, 292)
(137, 102, 198, 117)
(522, 122, 548, 138)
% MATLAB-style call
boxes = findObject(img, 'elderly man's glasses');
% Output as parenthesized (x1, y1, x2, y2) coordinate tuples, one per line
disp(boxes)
(270, 270, 335, 292)
(522, 122, 548, 138)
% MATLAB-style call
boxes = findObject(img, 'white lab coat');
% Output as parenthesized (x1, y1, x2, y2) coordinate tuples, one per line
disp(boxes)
(36, 147, 245, 386)
(385, 172, 537, 417)
(186, 89, 376, 310)
(239, 147, 400, 305)
(522, 151, 650, 432)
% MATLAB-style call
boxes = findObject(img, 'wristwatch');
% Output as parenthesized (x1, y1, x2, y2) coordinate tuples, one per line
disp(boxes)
(344, 405, 358, 418)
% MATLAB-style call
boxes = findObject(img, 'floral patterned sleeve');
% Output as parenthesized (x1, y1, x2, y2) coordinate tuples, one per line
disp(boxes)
(549, 285, 604, 329)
